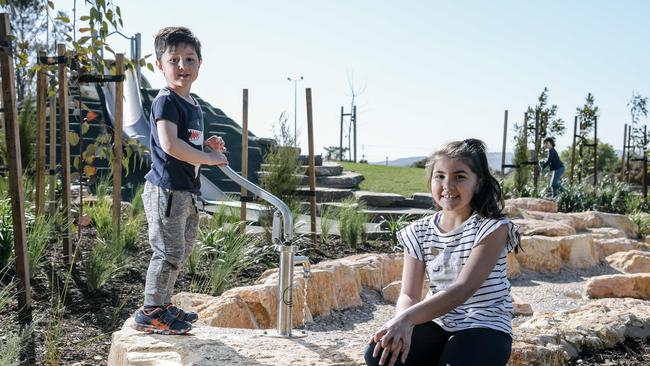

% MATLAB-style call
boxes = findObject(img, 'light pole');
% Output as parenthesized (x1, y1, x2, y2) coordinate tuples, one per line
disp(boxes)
(287, 76, 303, 147)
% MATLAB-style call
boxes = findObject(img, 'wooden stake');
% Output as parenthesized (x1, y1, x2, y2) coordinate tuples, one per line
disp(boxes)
(501, 110, 508, 176)
(570, 116, 577, 185)
(353, 105, 357, 163)
(621, 123, 627, 181)
(48, 95, 57, 215)
(339, 106, 344, 161)
(77, 84, 84, 240)
(593, 116, 598, 185)
(112, 54, 124, 238)
(0, 12, 31, 322)
(35, 53, 47, 215)
(57, 43, 73, 263)
(240, 89, 249, 233)
(533, 110, 540, 192)
(643, 125, 648, 199)
(305, 88, 317, 243)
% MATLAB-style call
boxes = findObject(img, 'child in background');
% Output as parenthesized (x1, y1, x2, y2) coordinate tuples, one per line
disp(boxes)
(540, 136, 565, 198)
(364, 139, 520, 366)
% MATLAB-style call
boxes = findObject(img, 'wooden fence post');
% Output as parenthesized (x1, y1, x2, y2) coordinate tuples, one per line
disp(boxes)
(36, 55, 47, 215)
(112, 54, 124, 238)
(0, 12, 31, 322)
(57, 43, 73, 263)
(48, 95, 57, 215)
(501, 110, 508, 177)
(240, 89, 249, 233)
(305, 88, 317, 243)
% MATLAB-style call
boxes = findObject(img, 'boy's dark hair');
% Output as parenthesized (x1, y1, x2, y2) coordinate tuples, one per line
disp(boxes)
(543, 137, 555, 147)
(426, 138, 504, 219)
(154, 27, 202, 61)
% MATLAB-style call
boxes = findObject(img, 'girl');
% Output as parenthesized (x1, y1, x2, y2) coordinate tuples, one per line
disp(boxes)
(365, 139, 520, 366)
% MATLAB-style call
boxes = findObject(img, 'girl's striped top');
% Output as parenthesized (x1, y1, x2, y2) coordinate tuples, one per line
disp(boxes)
(397, 212, 520, 335)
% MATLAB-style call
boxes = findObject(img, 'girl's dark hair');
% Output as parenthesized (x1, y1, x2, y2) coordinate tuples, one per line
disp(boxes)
(154, 27, 202, 61)
(426, 138, 504, 219)
(543, 136, 555, 147)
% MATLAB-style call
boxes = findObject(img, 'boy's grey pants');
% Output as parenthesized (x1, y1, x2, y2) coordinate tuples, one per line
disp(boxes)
(142, 181, 199, 306)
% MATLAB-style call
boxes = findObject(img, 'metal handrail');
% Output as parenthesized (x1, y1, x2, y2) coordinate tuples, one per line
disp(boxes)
(201, 165, 293, 241)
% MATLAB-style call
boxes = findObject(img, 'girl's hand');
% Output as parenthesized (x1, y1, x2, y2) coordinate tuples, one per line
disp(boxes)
(205, 135, 226, 152)
(368, 314, 414, 366)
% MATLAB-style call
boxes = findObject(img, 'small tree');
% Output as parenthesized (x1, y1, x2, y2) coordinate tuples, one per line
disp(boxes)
(260, 112, 303, 203)
(512, 124, 530, 195)
(574, 93, 600, 179)
(627, 92, 649, 182)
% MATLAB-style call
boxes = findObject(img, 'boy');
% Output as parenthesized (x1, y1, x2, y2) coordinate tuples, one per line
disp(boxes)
(133, 27, 228, 335)
(539, 137, 565, 199)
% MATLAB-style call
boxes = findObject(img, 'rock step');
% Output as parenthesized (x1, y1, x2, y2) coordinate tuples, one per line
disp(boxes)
(310, 202, 433, 223)
(258, 170, 363, 189)
(296, 186, 354, 202)
(259, 161, 343, 177)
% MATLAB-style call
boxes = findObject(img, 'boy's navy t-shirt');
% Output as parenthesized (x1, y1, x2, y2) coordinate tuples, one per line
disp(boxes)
(145, 87, 204, 193)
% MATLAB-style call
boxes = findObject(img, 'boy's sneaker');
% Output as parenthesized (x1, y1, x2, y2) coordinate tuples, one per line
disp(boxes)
(165, 303, 199, 324)
(131, 307, 192, 335)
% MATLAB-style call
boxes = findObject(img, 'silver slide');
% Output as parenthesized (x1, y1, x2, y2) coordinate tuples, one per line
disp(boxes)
(100, 67, 227, 201)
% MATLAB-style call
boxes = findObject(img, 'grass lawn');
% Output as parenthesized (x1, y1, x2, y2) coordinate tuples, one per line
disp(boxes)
(341, 162, 429, 197)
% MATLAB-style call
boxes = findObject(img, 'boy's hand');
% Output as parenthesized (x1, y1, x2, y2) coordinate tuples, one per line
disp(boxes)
(206, 150, 228, 166)
(205, 135, 226, 152)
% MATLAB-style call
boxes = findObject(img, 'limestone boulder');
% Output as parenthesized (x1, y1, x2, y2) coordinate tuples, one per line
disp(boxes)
(593, 237, 650, 261)
(308, 260, 362, 310)
(354, 191, 405, 207)
(606, 250, 650, 273)
(503, 204, 522, 218)
(586, 273, 650, 299)
(512, 219, 576, 237)
(507, 252, 521, 279)
(316, 171, 364, 189)
(585, 227, 626, 240)
(566, 211, 638, 238)
(109, 320, 369, 366)
(381, 280, 429, 303)
(172, 292, 258, 329)
(505, 198, 558, 213)
(516, 234, 597, 271)
(512, 302, 533, 316)
(517, 236, 564, 272)
(509, 298, 650, 365)
(521, 211, 580, 230)
(339, 253, 403, 291)
(558, 234, 598, 269)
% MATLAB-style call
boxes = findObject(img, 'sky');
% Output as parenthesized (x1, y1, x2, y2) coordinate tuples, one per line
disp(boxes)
(59, 1, 650, 163)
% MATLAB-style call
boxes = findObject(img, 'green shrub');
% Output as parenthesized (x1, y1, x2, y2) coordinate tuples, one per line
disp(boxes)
(27, 212, 57, 276)
(186, 242, 203, 276)
(319, 206, 334, 244)
(202, 204, 239, 231)
(380, 214, 413, 246)
(629, 211, 650, 239)
(338, 198, 367, 249)
(202, 225, 255, 295)
(259, 113, 303, 206)
(0, 199, 14, 268)
(558, 176, 631, 214)
(85, 197, 113, 240)
(130, 183, 145, 217)
(84, 237, 125, 292)
(120, 214, 141, 251)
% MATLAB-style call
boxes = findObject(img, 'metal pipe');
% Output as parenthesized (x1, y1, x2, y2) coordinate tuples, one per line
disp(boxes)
(204, 165, 293, 240)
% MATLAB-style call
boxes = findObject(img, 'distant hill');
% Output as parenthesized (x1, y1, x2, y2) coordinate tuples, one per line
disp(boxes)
(371, 152, 514, 172)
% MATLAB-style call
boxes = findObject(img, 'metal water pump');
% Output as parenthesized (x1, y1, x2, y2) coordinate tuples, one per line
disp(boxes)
(214, 165, 311, 337)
